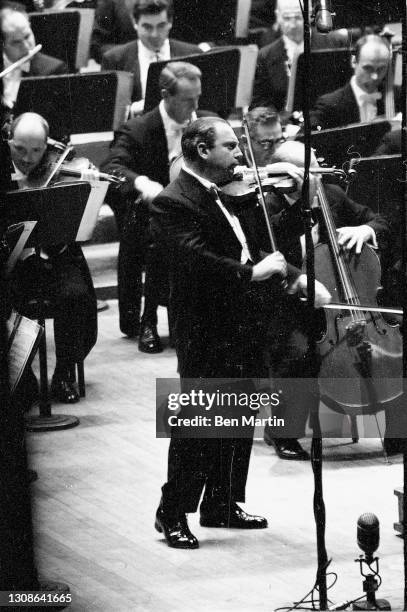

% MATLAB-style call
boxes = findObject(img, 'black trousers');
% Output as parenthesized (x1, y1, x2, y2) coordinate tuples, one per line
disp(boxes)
(113, 198, 169, 327)
(11, 246, 97, 366)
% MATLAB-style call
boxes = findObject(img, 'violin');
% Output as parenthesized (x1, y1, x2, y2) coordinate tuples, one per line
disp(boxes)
(219, 164, 347, 212)
(23, 143, 124, 189)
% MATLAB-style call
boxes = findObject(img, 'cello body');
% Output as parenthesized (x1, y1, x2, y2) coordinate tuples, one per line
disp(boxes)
(313, 241, 402, 415)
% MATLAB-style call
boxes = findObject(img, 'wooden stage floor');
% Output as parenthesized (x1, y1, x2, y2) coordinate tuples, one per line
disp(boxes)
(27, 301, 405, 611)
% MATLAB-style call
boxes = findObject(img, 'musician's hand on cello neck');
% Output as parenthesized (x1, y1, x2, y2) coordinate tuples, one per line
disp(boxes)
(336, 225, 377, 255)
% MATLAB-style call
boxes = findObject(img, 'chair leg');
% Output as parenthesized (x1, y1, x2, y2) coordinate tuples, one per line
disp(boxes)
(38, 318, 51, 416)
(77, 361, 85, 397)
(349, 415, 359, 443)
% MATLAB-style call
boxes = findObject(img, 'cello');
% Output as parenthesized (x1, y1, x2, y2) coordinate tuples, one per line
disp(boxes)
(312, 176, 402, 415)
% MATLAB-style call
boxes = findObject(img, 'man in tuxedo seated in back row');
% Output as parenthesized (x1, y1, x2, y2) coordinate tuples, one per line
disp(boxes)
(101, 0, 201, 114)
(5, 112, 97, 405)
(0, 2, 67, 111)
(310, 34, 402, 130)
(251, 0, 347, 112)
(102, 61, 203, 352)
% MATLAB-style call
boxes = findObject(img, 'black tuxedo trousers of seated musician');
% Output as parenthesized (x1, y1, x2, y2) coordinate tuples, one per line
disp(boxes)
(150, 168, 304, 515)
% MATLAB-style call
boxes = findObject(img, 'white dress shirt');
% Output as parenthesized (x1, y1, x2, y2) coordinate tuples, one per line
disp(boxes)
(183, 164, 252, 264)
(282, 35, 303, 73)
(159, 100, 197, 163)
(2, 53, 30, 108)
(138, 38, 171, 99)
(350, 75, 382, 123)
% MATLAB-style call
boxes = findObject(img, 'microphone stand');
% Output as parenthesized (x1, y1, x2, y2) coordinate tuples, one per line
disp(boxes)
(302, 1, 328, 608)
(401, 2, 407, 610)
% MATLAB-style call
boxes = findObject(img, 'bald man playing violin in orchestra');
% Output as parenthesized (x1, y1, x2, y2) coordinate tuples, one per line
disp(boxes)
(260, 140, 392, 459)
(4, 112, 98, 406)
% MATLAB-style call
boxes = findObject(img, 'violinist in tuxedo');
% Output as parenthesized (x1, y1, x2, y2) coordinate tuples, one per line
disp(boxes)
(151, 117, 331, 549)
(0, 3, 67, 111)
(6, 112, 97, 405)
(101, 0, 201, 114)
(310, 34, 401, 130)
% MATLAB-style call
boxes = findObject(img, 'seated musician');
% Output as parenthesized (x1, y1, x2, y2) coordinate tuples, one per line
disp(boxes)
(6, 112, 97, 405)
(242, 106, 287, 167)
(251, 0, 347, 112)
(257, 140, 391, 459)
(0, 3, 67, 112)
(101, 0, 201, 115)
(310, 34, 401, 130)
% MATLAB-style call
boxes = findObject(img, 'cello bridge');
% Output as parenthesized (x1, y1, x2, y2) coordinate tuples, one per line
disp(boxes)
(345, 320, 366, 346)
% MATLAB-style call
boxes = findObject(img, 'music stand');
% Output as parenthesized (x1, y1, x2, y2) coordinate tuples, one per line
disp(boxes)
(14, 71, 132, 139)
(286, 48, 353, 113)
(296, 120, 392, 167)
(5, 183, 91, 432)
(144, 46, 258, 118)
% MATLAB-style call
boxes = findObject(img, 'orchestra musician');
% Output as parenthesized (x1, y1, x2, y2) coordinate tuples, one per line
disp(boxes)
(0, 2, 67, 112)
(5, 112, 97, 405)
(310, 34, 402, 130)
(150, 117, 331, 548)
(101, 61, 203, 352)
(261, 141, 395, 457)
(251, 0, 347, 112)
(101, 0, 201, 115)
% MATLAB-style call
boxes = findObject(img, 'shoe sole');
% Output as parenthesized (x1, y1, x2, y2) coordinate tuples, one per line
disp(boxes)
(138, 345, 163, 354)
(200, 518, 268, 529)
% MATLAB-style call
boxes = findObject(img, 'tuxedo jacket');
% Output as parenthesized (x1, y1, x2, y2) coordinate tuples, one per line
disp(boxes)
(310, 82, 402, 130)
(151, 169, 302, 378)
(101, 106, 171, 199)
(251, 34, 346, 111)
(101, 106, 213, 200)
(90, 0, 137, 63)
(101, 38, 201, 101)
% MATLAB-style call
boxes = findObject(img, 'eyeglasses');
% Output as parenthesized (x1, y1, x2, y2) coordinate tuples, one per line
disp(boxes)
(255, 136, 286, 151)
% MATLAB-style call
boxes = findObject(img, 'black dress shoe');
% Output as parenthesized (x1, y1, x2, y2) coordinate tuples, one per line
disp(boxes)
(139, 324, 163, 353)
(51, 377, 79, 404)
(200, 502, 268, 529)
(266, 436, 310, 461)
(155, 507, 199, 549)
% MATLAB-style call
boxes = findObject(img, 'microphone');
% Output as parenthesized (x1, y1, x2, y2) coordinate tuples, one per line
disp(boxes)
(314, 0, 333, 33)
(357, 513, 380, 564)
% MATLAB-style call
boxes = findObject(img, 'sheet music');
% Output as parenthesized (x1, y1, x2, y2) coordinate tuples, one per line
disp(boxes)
(75, 181, 109, 242)
(4, 221, 37, 277)
(6, 310, 43, 394)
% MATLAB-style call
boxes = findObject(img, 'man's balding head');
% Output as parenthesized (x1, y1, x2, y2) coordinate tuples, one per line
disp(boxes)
(352, 34, 391, 93)
(275, 0, 303, 44)
(9, 113, 48, 175)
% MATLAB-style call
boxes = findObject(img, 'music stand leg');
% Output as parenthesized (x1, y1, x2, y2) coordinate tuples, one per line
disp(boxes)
(25, 319, 80, 432)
